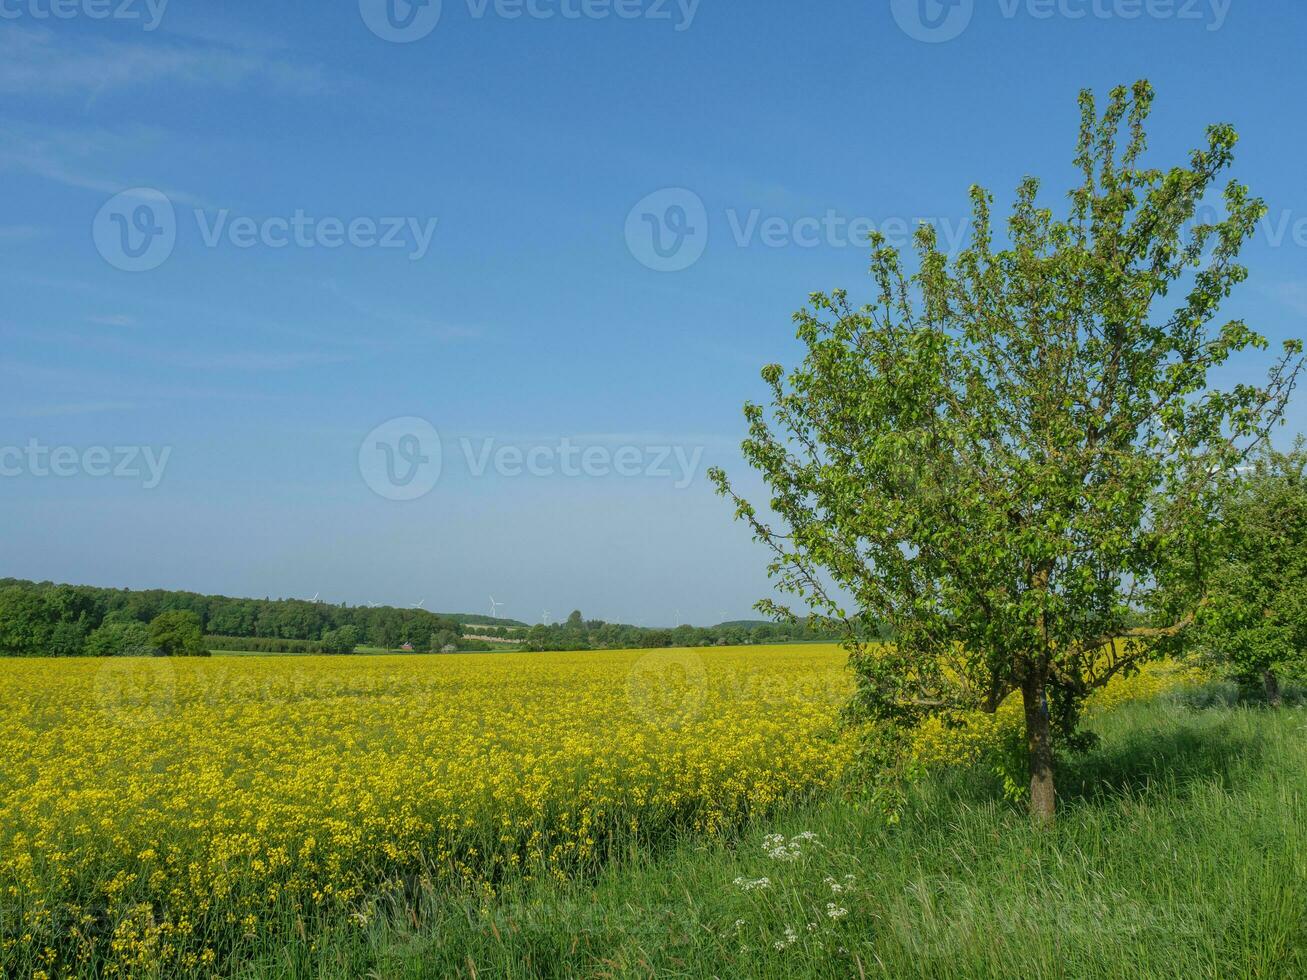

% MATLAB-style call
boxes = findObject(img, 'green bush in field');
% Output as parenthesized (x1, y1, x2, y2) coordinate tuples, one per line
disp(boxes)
(321, 624, 362, 654)
(84, 620, 153, 657)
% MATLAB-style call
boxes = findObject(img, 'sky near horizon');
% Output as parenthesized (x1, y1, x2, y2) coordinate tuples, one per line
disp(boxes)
(1, 0, 1304, 626)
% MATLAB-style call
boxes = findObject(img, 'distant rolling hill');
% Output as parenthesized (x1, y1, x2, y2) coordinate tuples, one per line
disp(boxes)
(453, 614, 529, 628)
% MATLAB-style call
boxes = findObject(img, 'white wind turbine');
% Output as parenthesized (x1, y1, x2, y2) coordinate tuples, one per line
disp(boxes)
(412, 599, 426, 610)
(489, 595, 505, 618)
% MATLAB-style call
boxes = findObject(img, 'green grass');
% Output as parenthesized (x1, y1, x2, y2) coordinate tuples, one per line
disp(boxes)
(236, 694, 1307, 979)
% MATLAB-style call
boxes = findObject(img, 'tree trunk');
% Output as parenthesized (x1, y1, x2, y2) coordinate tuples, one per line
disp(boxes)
(1264, 669, 1283, 708)
(1021, 672, 1056, 825)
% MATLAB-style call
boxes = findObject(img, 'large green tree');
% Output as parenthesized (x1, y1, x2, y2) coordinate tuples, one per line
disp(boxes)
(148, 611, 209, 657)
(0, 587, 52, 656)
(710, 81, 1302, 823)
(1193, 442, 1307, 704)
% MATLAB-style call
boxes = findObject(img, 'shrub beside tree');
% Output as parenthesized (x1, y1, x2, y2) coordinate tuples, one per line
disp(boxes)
(85, 620, 153, 657)
(1192, 442, 1307, 704)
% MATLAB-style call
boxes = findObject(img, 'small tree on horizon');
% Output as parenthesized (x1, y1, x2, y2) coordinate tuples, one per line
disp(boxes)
(710, 81, 1302, 824)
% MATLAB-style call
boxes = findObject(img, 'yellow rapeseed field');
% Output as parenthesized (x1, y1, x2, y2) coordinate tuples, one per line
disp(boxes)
(0, 646, 852, 976)
(0, 645, 1201, 976)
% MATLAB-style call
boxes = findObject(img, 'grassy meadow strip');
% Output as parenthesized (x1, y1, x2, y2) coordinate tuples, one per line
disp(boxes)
(261, 696, 1307, 979)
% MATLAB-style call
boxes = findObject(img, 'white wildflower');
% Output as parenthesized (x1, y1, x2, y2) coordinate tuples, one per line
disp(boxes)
(763, 831, 820, 861)
(774, 924, 799, 950)
(826, 902, 849, 920)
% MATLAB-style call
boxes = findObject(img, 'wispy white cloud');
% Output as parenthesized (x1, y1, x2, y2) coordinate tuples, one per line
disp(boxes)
(164, 350, 351, 372)
(0, 24, 329, 98)
(88, 314, 138, 328)
(0, 224, 45, 242)
(0, 325, 350, 375)
(0, 271, 93, 291)
(0, 122, 208, 205)
(315, 279, 485, 346)
(2, 401, 135, 419)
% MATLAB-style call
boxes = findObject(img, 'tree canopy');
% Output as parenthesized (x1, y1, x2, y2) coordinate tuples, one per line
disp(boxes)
(711, 81, 1302, 823)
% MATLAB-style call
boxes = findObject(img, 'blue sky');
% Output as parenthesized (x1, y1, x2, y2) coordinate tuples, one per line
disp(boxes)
(2, 0, 1303, 625)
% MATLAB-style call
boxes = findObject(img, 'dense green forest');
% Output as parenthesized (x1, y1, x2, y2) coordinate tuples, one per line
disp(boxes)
(0, 579, 842, 656)
(0, 579, 472, 657)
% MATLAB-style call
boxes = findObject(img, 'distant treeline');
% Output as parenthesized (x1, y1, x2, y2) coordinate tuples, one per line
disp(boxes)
(0, 578, 846, 657)
(517, 611, 844, 652)
(0, 578, 474, 657)
(204, 636, 332, 654)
